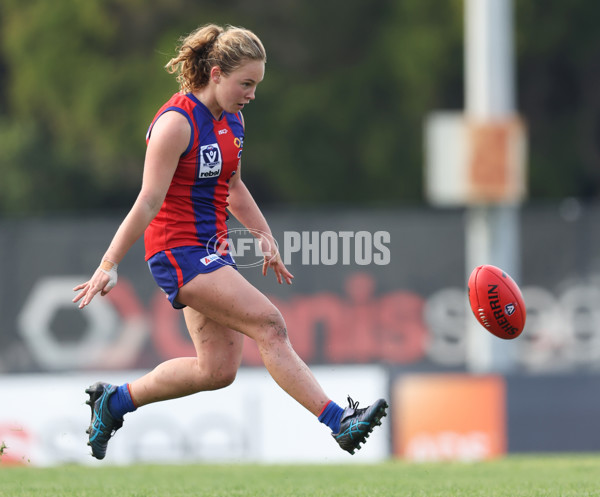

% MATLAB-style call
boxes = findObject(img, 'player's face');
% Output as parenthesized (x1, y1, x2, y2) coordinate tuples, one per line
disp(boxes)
(215, 59, 265, 115)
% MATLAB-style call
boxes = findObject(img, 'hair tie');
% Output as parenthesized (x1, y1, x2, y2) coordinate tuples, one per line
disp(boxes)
(186, 36, 217, 59)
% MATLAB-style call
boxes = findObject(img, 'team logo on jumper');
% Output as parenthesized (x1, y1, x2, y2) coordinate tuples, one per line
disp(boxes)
(199, 144, 222, 178)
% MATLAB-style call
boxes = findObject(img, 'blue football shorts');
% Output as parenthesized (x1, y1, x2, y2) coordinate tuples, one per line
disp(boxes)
(147, 245, 237, 309)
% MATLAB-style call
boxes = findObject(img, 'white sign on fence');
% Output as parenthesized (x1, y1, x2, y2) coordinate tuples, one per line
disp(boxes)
(0, 366, 389, 466)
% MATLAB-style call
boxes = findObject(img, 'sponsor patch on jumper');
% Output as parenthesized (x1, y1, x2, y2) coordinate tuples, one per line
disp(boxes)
(199, 144, 222, 178)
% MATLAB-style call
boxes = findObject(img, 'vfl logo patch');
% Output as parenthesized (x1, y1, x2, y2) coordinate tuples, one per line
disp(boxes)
(199, 144, 222, 178)
(200, 253, 221, 266)
(504, 303, 516, 316)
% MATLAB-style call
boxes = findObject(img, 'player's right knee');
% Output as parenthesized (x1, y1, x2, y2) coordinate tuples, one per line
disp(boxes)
(209, 369, 238, 390)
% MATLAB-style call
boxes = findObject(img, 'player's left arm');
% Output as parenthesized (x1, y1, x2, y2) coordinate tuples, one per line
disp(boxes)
(228, 165, 293, 284)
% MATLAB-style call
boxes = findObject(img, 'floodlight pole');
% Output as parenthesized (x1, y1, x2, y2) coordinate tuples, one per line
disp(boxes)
(464, 0, 520, 372)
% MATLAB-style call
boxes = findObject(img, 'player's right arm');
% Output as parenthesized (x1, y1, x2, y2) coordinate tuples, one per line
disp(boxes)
(72, 110, 191, 308)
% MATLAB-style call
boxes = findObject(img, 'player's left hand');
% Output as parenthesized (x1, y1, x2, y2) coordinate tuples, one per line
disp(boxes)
(258, 233, 293, 284)
(262, 251, 294, 284)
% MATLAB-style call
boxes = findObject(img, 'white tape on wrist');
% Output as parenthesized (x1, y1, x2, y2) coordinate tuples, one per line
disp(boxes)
(99, 260, 118, 291)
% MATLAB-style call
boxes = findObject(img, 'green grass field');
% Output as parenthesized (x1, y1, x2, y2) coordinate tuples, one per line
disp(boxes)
(1, 455, 599, 497)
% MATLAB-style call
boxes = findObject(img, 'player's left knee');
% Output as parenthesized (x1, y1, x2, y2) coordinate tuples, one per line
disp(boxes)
(261, 310, 289, 341)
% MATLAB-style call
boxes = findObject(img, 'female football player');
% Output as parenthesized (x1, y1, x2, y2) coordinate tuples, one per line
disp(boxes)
(73, 23, 387, 460)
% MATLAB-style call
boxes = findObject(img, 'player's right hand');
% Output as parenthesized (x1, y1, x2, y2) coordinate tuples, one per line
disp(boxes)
(72, 260, 118, 309)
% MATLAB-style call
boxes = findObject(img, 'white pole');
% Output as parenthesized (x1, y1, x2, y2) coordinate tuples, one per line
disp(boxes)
(465, 0, 515, 117)
(465, 0, 520, 372)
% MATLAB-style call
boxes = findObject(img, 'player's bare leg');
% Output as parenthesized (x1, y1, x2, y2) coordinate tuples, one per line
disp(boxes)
(176, 267, 389, 454)
(128, 312, 244, 406)
(176, 265, 330, 416)
(86, 313, 244, 459)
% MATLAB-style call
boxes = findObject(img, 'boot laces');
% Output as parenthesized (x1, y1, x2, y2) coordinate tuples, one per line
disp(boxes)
(346, 396, 360, 410)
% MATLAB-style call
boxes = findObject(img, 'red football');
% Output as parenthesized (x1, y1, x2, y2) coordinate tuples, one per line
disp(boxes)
(468, 265, 526, 340)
